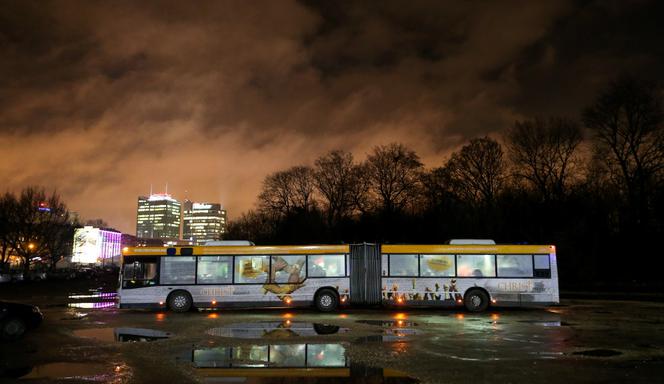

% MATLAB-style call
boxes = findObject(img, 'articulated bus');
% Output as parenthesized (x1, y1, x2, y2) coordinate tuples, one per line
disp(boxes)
(118, 241, 558, 313)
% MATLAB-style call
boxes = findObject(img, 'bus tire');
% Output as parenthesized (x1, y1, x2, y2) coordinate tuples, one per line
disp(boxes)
(464, 289, 489, 313)
(168, 290, 193, 313)
(315, 289, 338, 312)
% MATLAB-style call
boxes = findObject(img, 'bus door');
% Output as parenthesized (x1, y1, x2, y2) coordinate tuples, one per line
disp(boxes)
(350, 243, 381, 305)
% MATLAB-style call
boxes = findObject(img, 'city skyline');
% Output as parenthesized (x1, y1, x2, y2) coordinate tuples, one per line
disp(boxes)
(2, 1, 664, 234)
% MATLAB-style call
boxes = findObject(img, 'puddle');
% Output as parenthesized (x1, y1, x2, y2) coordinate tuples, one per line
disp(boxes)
(67, 302, 116, 309)
(572, 349, 622, 357)
(67, 291, 117, 309)
(206, 321, 349, 339)
(18, 362, 126, 381)
(73, 327, 172, 343)
(517, 320, 572, 327)
(356, 320, 421, 340)
(67, 292, 117, 300)
(356, 320, 419, 327)
(186, 343, 418, 382)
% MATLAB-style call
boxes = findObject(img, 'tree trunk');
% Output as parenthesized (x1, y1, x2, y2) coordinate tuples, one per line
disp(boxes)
(23, 255, 30, 280)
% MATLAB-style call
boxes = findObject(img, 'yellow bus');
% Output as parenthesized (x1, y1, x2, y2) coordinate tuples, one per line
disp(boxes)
(118, 241, 558, 312)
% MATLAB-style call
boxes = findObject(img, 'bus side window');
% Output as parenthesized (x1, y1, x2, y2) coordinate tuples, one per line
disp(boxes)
(271, 255, 305, 283)
(307, 255, 344, 277)
(122, 258, 157, 288)
(198, 256, 232, 284)
(533, 255, 551, 278)
(456, 254, 495, 277)
(497, 255, 534, 277)
(235, 255, 269, 283)
(388, 254, 418, 276)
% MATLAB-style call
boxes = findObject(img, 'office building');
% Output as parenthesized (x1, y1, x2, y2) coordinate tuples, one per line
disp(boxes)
(136, 193, 181, 239)
(183, 200, 227, 245)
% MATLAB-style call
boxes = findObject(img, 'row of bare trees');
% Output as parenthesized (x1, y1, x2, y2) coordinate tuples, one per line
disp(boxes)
(0, 187, 75, 276)
(233, 132, 582, 236)
(229, 76, 664, 284)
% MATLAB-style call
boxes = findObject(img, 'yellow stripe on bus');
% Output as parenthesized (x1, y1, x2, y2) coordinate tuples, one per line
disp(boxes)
(123, 244, 350, 256)
(381, 244, 554, 254)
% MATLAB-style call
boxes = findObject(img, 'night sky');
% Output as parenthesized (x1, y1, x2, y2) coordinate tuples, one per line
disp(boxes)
(1, 0, 663, 234)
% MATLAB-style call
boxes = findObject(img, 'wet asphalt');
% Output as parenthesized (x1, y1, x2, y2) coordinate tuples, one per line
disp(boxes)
(1, 280, 663, 383)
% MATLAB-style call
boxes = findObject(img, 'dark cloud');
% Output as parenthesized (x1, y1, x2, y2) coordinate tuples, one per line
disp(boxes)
(1, 0, 663, 233)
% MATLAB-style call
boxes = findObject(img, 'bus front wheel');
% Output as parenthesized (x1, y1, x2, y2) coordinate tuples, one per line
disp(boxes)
(315, 289, 338, 312)
(168, 290, 193, 313)
(464, 289, 489, 313)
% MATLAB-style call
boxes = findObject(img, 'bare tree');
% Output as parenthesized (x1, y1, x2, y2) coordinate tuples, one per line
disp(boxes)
(0, 193, 16, 272)
(583, 76, 664, 225)
(258, 166, 317, 217)
(258, 171, 292, 217)
(227, 210, 273, 242)
(365, 143, 423, 213)
(289, 166, 317, 212)
(314, 150, 357, 225)
(5, 187, 72, 277)
(348, 162, 372, 215)
(446, 137, 506, 206)
(506, 117, 583, 201)
(420, 166, 455, 209)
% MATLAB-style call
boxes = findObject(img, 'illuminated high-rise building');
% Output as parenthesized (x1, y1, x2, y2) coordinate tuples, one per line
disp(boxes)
(182, 200, 227, 245)
(136, 194, 181, 239)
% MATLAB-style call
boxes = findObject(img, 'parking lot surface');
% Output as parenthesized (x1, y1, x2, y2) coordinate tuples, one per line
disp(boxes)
(1, 280, 663, 383)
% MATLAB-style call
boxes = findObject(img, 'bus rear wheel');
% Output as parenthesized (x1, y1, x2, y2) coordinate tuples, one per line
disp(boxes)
(315, 289, 338, 312)
(168, 291, 192, 313)
(464, 289, 489, 313)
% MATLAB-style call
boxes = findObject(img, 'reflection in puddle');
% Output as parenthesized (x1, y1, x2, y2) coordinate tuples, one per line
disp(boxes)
(194, 344, 346, 368)
(67, 292, 117, 300)
(356, 320, 421, 340)
(207, 321, 348, 339)
(190, 343, 418, 383)
(517, 320, 572, 327)
(357, 320, 419, 327)
(68, 301, 116, 309)
(67, 291, 117, 309)
(73, 327, 172, 343)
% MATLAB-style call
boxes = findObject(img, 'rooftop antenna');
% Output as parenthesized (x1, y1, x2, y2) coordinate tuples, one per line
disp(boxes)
(165, 182, 168, 195)
(150, 184, 153, 196)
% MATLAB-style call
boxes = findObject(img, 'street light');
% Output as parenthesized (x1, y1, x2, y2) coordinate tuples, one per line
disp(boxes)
(28, 243, 35, 251)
